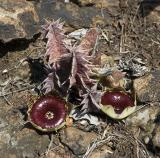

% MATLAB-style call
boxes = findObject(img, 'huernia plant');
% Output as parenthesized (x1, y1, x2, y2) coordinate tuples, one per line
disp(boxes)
(27, 19, 136, 132)
(42, 19, 99, 96)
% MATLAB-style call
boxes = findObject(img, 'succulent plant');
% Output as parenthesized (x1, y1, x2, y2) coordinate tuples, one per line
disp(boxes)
(28, 95, 71, 132)
(42, 19, 99, 96)
(27, 19, 137, 133)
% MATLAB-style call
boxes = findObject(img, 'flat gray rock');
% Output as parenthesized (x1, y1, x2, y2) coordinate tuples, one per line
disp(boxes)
(134, 70, 160, 103)
(0, 0, 119, 42)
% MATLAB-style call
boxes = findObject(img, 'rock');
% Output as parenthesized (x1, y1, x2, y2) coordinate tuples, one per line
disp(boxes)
(141, 1, 160, 23)
(60, 127, 97, 155)
(148, 5, 160, 23)
(44, 149, 73, 158)
(126, 105, 160, 135)
(143, 136, 150, 145)
(152, 124, 160, 149)
(16, 60, 31, 80)
(0, 128, 50, 158)
(0, 130, 11, 146)
(126, 105, 160, 154)
(0, 0, 38, 42)
(0, 0, 119, 43)
(133, 70, 160, 103)
(89, 144, 113, 158)
(0, 117, 8, 129)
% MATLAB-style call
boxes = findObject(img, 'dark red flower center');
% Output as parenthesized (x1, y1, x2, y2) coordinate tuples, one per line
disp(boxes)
(101, 91, 134, 114)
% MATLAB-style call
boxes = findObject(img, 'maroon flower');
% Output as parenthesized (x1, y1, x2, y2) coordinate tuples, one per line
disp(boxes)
(100, 91, 136, 119)
(28, 96, 69, 132)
